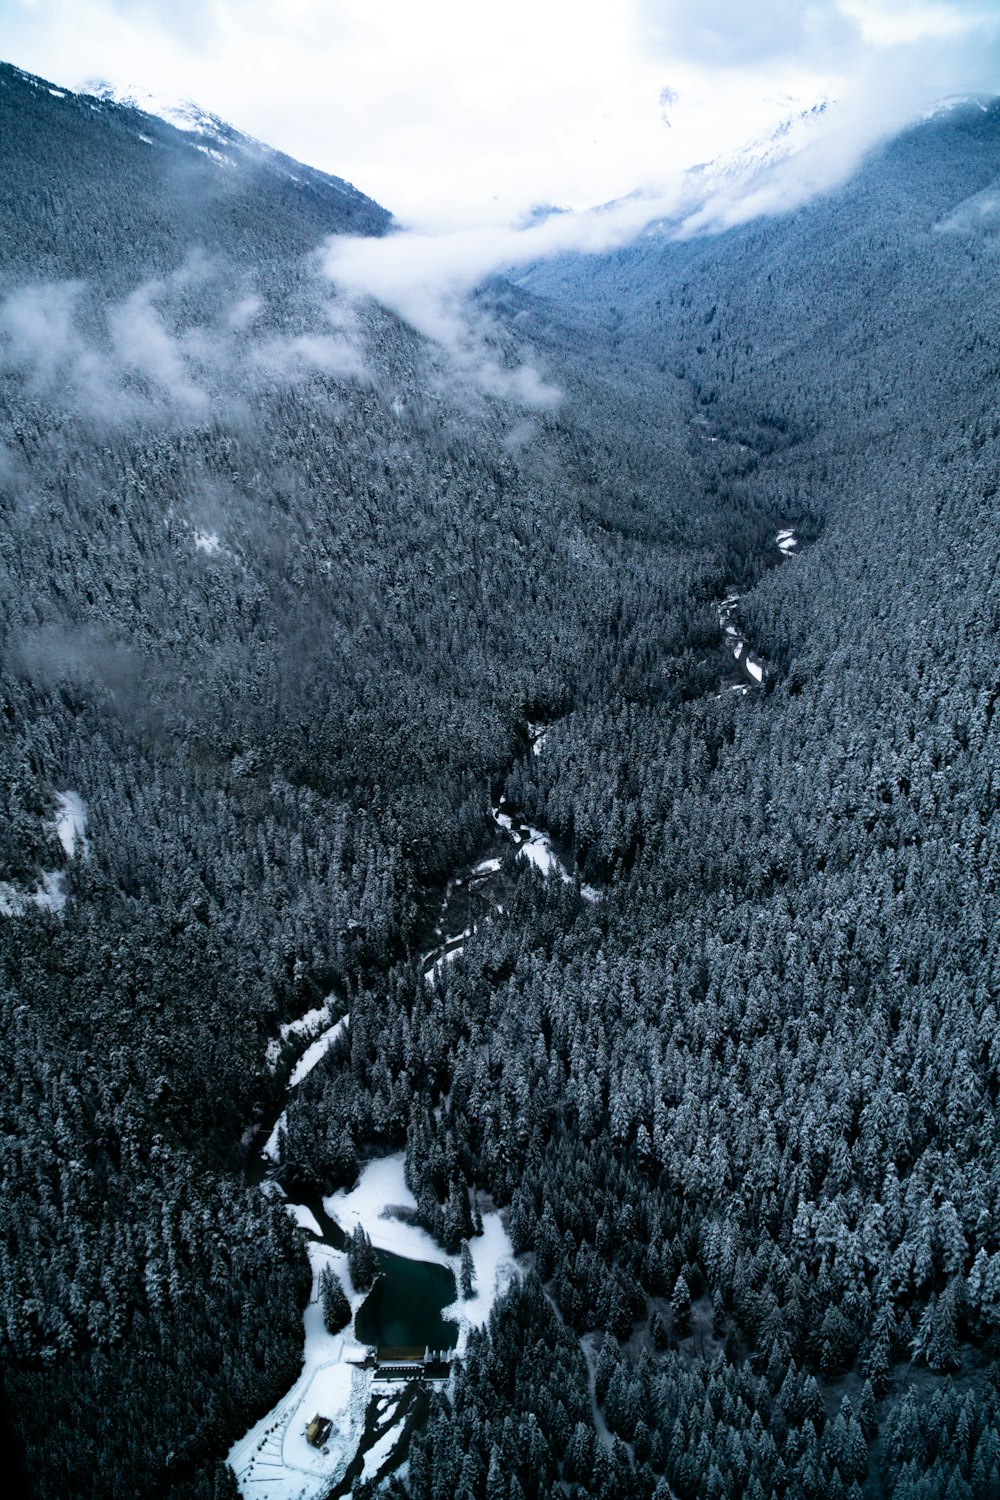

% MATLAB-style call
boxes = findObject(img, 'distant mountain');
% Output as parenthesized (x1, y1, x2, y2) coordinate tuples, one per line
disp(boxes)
(0, 61, 387, 292)
(681, 93, 834, 199)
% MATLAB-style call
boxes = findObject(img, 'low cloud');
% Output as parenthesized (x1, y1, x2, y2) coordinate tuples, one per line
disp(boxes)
(934, 186, 1000, 233)
(0, 282, 117, 413)
(322, 194, 686, 404)
(678, 25, 1000, 234)
(253, 332, 365, 380)
(108, 281, 208, 410)
(321, 9, 1000, 381)
(0, 261, 368, 421)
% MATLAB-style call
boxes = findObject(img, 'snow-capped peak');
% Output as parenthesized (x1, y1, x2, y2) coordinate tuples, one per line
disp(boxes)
(686, 94, 835, 197)
(83, 78, 229, 141)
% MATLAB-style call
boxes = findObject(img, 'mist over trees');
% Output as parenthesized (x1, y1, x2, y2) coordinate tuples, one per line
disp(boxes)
(0, 62, 997, 1500)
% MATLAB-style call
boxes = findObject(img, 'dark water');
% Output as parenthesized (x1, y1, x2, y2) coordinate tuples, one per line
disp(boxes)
(355, 1251, 458, 1352)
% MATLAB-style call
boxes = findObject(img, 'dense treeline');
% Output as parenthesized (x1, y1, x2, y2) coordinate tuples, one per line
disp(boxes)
(1, 62, 998, 1500)
(0, 64, 755, 1498)
(293, 105, 999, 1500)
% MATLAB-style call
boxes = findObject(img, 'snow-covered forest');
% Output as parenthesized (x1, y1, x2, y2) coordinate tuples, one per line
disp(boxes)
(0, 60, 998, 1500)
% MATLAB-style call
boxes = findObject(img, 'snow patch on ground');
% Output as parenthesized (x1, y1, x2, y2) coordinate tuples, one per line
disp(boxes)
(195, 144, 235, 168)
(776, 527, 798, 555)
(0, 791, 88, 917)
(518, 826, 560, 878)
(262, 1111, 287, 1165)
(360, 1420, 407, 1483)
(443, 1211, 518, 1336)
(262, 1011, 349, 1162)
(86, 79, 228, 140)
(423, 944, 465, 987)
(717, 592, 768, 691)
(0, 875, 65, 916)
(288, 1202, 324, 1238)
(55, 791, 88, 859)
(266, 1004, 331, 1073)
(325, 1154, 437, 1262)
(491, 801, 600, 902)
(288, 1016, 348, 1089)
(527, 721, 549, 756)
(228, 1239, 371, 1500)
(193, 529, 221, 554)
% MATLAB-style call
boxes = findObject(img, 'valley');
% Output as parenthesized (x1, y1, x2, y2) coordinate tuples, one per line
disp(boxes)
(0, 55, 997, 1500)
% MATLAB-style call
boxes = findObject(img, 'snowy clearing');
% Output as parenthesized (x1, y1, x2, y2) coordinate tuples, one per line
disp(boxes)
(193, 529, 221, 554)
(228, 1239, 371, 1500)
(195, 144, 235, 168)
(55, 791, 88, 859)
(325, 1154, 437, 1262)
(0, 870, 65, 915)
(776, 527, 798, 555)
(442, 1210, 518, 1336)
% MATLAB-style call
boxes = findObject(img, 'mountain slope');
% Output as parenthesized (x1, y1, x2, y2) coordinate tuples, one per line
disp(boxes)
(1, 60, 999, 1500)
(0, 62, 387, 291)
(0, 61, 740, 1500)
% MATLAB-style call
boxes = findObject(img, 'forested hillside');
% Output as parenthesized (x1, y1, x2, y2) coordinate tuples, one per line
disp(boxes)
(0, 60, 997, 1500)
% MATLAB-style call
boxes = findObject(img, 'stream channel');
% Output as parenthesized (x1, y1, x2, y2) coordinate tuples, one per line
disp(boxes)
(232, 525, 800, 1495)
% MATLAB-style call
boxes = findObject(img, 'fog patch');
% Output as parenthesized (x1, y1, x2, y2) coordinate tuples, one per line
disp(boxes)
(225, 293, 262, 331)
(12, 623, 159, 728)
(934, 186, 1000, 232)
(321, 195, 689, 405)
(108, 281, 208, 410)
(254, 331, 366, 382)
(0, 440, 17, 488)
(0, 281, 117, 415)
(0, 262, 367, 421)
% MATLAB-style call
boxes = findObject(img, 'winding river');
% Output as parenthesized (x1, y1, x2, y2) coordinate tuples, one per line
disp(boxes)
(229, 525, 800, 1496)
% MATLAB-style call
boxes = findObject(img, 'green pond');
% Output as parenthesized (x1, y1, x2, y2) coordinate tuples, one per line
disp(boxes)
(355, 1250, 458, 1352)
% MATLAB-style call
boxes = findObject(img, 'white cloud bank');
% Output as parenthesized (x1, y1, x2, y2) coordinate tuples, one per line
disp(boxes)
(3, 2, 997, 230)
(3, 2, 999, 400)
(0, 265, 365, 421)
(320, 4, 999, 382)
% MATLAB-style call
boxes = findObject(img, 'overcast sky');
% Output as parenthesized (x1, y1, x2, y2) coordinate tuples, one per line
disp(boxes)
(3, 1, 1000, 228)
